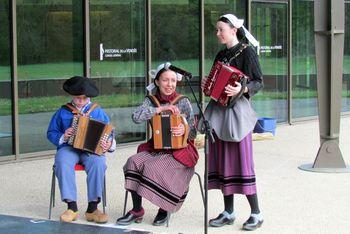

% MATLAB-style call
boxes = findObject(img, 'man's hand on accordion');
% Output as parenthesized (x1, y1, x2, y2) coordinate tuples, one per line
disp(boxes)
(100, 139, 112, 153)
(64, 127, 74, 142)
(171, 123, 185, 137)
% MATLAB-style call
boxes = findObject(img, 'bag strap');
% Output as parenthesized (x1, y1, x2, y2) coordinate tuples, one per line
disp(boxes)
(227, 43, 248, 64)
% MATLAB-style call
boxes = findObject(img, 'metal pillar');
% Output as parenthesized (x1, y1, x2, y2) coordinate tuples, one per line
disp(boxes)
(299, 0, 350, 172)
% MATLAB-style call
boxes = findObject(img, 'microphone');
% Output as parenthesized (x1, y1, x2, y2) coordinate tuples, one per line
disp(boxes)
(165, 62, 192, 78)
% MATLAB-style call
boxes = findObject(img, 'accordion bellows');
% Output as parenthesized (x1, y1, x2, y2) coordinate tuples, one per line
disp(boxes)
(152, 113, 189, 149)
(202, 61, 247, 106)
(68, 115, 113, 155)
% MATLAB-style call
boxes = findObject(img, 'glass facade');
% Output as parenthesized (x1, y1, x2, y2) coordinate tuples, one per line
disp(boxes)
(1, 0, 349, 159)
(152, 0, 200, 103)
(0, 0, 12, 156)
(17, 0, 84, 154)
(252, 1, 288, 122)
(90, 0, 145, 143)
(292, 0, 317, 118)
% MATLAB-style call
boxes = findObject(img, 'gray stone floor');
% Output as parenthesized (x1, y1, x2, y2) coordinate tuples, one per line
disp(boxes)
(1, 117, 350, 233)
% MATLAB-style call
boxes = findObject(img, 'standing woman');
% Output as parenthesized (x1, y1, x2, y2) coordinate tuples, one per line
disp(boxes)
(205, 14, 264, 230)
(116, 63, 199, 226)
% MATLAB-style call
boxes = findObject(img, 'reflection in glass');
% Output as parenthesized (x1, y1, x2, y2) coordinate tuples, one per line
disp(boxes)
(0, 0, 13, 156)
(291, 0, 317, 119)
(17, 1, 83, 153)
(252, 2, 288, 122)
(152, 1, 200, 104)
(90, 0, 145, 143)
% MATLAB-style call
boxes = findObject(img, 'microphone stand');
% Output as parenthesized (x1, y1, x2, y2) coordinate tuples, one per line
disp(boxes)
(183, 73, 214, 234)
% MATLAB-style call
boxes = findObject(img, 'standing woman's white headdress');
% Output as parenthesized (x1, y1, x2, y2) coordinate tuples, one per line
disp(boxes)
(220, 14, 259, 48)
(146, 62, 183, 91)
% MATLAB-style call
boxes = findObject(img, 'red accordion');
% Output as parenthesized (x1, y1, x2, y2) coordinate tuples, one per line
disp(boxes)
(201, 61, 247, 106)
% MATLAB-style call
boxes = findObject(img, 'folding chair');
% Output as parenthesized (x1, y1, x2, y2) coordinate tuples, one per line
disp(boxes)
(122, 172, 205, 227)
(48, 163, 107, 219)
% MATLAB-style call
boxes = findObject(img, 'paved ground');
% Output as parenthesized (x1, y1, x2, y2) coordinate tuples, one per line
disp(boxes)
(0, 117, 350, 234)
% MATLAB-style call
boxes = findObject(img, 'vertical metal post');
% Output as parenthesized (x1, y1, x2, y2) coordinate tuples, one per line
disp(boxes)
(84, 0, 90, 77)
(199, 1, 207, 233)
(146, 0, 152, 140)
(199, 0, 204, 110)
(287, 0, 292, 124)
(299, 0, 350, 172)
(10, 0, 19, 160)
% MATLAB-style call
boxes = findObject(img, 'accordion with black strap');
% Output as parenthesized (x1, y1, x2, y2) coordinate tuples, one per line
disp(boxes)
(68, 115, 113, 155)
(64, 103, 114, 155)
(152, 113, 189, 149)
(147, 94, 190, 150)
(201, 61, 247, 106)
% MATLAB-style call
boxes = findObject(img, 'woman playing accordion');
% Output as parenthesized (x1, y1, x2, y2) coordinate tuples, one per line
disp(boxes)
(116, 62, 199, 226)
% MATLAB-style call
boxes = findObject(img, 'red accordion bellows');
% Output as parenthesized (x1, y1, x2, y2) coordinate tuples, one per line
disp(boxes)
(202, 61, 247, 106)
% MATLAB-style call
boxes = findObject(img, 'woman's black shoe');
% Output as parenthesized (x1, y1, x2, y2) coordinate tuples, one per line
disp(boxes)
(242, 214, 263, 231)
(152, 209, 169, 226)
(209, 211, 235, 227)
(116, 208, 144, 225)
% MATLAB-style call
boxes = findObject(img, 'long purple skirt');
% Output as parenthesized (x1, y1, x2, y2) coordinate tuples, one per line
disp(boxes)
(123, 151, 194, 213)
(208, 132, 257, 195)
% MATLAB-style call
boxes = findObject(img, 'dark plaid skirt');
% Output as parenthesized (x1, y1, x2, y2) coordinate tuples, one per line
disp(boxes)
(123, 151, 194, 212)
(208, 133, 257, 195)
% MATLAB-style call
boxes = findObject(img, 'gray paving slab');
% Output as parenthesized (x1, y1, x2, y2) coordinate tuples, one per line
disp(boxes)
(0, 116, 350, 234)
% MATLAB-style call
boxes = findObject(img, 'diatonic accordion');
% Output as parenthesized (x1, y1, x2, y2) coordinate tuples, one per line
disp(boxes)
(68, 115, 113, 155)
(152, 113, 189, 149)
(202, 61, 247, 106)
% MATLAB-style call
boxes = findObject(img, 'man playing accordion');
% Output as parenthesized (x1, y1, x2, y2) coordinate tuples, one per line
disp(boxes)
(47, 76, 116, 223)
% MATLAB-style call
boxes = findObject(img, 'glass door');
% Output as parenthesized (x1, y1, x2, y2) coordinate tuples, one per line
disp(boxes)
(251, 1, 288, 122)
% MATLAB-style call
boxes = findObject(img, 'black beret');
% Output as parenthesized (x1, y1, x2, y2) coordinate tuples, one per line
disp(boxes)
(63, 76, 99, 97)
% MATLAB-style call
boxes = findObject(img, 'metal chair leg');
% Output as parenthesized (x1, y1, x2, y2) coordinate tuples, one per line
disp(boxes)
(49, 166, 56, 219)
(195, 172, 205, 206)
(166, 212, 171, 227)
(102, 175, 106, 213)
(123, 191, 128, 215)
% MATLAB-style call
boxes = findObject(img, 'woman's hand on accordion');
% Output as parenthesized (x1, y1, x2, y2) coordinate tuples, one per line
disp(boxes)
(225, 82, 242, 97)
(156, 105, 180, 115)
(64, 127, 74, 142)
(171, 123, 185, 137)
(100, 139, 112, 153)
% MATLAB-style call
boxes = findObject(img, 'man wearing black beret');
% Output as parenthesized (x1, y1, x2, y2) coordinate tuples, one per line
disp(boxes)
(47, 76, 116, 223)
